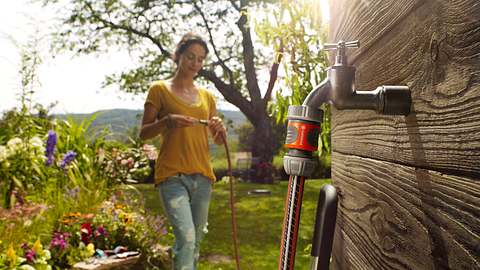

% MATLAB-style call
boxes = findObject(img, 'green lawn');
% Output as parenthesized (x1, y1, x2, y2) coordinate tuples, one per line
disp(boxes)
(136, 179, 330, 270)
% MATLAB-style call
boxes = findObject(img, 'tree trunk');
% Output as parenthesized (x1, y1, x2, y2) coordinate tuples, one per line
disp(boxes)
(249, 112, 276, 184)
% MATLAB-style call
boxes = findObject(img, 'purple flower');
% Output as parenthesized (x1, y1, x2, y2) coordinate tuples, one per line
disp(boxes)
(50, 232, 71, 250)
(151, 215, 167, 236)
(60, 150, 77, 169)
(45, 130, 57, 166)
(25, 249, 36, 263)
(95, 226, 108, 238)
(65, 186, 80, 199)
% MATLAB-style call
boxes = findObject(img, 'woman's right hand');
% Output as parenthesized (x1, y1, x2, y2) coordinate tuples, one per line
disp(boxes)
(165, 114, 196, 128)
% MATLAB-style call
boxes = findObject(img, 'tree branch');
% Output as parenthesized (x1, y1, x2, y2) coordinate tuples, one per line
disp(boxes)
(237, 2, 262, 104)
(193, 1, 235, 87)
(228, 0, 241, 11)
(263, 39, 284, 107)
(206, 56, 235, 68)
(199, 69, 255, 121)
(84, 1, 171, 58)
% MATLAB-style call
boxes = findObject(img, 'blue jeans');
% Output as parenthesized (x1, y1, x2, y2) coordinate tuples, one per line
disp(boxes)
(157, 173, 212, 270)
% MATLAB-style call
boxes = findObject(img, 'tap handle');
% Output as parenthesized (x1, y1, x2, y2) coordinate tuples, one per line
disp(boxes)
(322, 40, 360, 51)
(322, 43, 339, 51)
(345, 40, 360, 48)
(322, 40, 360, 65)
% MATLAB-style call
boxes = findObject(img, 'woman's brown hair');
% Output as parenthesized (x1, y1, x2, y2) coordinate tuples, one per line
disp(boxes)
(172, 33, 209, 64)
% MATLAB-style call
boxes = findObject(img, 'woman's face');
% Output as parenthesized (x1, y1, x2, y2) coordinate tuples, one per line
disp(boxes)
(178, 43, 207, 77)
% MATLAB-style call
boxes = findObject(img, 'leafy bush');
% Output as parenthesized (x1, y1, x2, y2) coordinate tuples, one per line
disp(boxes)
(0, 108, 169, 269)
(0, 44, 170, 269)
(98, 145, 153, 185)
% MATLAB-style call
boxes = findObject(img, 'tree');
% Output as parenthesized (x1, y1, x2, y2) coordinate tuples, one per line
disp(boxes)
(255, 0, 331, 157)
(38, 0, 286, 164)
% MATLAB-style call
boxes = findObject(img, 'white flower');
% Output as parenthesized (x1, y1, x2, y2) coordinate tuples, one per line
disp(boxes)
(7, 137, 23, 154)
(39, 249, 51, 261)
(18, 265, 36, 270)
(29, 136, 44, 150)
(0, 145, 7, 162)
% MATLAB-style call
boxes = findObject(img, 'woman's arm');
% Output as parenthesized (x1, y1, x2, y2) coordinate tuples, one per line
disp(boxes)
(139, 103, 168, 140)
(139, 103, 197, 140)
(206, 93, 226, 145)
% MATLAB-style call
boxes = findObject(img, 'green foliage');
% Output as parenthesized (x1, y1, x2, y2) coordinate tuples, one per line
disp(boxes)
(0, 239, 52, 270)
(40, 0, 307, 162)
(0, 110, 168, 268)
(49, 188, 170, 269)
(235, 122, 254, 152)
(255, 0, 332, 156)
(234, 120, 286, 155)
(39, 0, 266, 96)
(98, 145, 153, 185)
(0, 39, 171, 269)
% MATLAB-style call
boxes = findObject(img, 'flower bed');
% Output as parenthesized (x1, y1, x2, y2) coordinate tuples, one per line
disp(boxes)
(0, 190, 171, 269)
(0, 111, 170, 269)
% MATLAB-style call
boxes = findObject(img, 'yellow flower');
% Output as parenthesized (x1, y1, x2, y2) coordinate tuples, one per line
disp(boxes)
(86, 243, 95, 257)
(60, 218, 72, 225)
(6, 244, 17, 266)
(119, 212, 134, 224)
(32, 239, 43, 254)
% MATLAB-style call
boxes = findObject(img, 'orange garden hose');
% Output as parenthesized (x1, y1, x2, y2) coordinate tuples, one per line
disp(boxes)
(222, 133, 241, 270)
(199, 119, 241, 269)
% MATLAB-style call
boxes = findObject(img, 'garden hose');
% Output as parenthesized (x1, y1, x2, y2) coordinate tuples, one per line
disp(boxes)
(199, 119, 241, 270)
(279, 106, 322, 270)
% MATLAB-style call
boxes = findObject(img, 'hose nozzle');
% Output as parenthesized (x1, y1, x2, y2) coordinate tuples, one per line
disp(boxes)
(198, 119, 209, 126)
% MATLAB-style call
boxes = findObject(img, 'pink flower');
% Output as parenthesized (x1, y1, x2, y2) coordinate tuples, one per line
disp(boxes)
(21, 243, 36, 263)
(25, 249, 36, 263)
(95, 226, 108, 238)
(50, 232, 71, 250)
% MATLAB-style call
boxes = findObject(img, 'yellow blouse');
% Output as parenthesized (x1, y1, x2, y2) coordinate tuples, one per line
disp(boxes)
(145, 80, 217, 184)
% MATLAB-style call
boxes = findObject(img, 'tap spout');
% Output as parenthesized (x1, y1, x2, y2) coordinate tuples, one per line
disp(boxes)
(310, 64, 411, 115)
(303, 77, 332, 108)
(333, 86, 411, 115)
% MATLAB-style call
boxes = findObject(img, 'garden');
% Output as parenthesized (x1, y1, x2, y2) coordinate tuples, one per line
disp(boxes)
(0, 107, 173, 269)
(0, 0, 332, 269)
(0, 103, 330, 269)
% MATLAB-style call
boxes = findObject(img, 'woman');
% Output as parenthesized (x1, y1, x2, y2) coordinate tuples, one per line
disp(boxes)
(139, 33, 226, 270)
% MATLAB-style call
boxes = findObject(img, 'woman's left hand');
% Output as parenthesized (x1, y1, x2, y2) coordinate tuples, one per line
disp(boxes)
(208, 116, 226, 142)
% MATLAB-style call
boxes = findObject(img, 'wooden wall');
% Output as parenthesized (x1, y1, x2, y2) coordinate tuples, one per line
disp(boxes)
(328, 0, 480, 269)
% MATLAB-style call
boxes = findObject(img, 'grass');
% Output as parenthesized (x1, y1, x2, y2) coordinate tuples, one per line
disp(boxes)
(136, 178, 330, 270)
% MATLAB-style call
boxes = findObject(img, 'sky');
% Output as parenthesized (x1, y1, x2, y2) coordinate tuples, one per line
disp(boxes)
(0, 0, 329, 115)
(0, 0, 165, 115)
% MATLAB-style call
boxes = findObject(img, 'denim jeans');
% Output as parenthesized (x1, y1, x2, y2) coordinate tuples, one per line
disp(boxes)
(157, 173, 212, 270)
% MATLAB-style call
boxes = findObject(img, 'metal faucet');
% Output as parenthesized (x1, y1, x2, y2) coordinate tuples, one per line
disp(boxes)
(279, 40, 411, 270)
(304, 40, 411, 114)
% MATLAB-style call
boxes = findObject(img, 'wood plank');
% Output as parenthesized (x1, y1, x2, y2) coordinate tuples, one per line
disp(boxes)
(331, 152, 480, 270)
(329, 0, 480, 178)
(328, 0, 424, 64)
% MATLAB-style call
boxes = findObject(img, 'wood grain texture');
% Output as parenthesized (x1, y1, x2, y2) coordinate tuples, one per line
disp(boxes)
(328, 0, 480, 268)
(331, 152, 480, 270)
(328, 0, 425, 64)
(329, 0, 480, 178)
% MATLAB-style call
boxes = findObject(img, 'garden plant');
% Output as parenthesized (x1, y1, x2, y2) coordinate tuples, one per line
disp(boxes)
(0, 103, 171, 269)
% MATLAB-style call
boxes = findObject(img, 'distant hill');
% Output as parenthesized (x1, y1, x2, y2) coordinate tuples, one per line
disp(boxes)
(54, 109, 247, 140)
